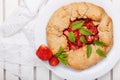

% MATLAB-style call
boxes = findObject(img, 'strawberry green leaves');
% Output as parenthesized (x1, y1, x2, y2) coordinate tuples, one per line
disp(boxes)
(87, 45, 92, 58)
(68, 32, 75, 43)
(80, 28, 92, 36)
(71, 21, 85, 30)
(96, 48, 106, 58)
(56, 47, 68, 65)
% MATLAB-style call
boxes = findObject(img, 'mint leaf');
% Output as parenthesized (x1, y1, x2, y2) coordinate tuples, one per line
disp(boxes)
(58, 46, 63, 54)
(58, 57, 68, 65)
(80, 28, 92, 36)
(68, 32, 75, 43)
(58, 53, 68, 65)
(56, 47, 63, 57)
(60, 52, 68, 58)
(80, 36, 87, 43)
(94, 40, 105, 46)
(87, 45, 92, 58)
(96, 48, 106, 58)
(71, 21, 85, 30)
(56, 47, 68, 65)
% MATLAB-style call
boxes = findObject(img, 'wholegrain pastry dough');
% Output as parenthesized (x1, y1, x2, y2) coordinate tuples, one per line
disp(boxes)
(46, 2, 113, 70)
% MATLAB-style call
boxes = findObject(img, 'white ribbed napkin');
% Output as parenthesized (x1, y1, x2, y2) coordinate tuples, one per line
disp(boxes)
(1, 0, 48, 37)
(0, 0, 48, 63)
(0, 0, 48, 80)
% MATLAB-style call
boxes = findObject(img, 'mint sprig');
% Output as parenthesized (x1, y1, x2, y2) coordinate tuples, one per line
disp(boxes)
(56, 47, 68, 65)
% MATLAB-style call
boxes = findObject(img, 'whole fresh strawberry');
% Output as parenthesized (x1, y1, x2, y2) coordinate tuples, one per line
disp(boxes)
(49, 56, 59, 66)
(36, 45, 52, 61)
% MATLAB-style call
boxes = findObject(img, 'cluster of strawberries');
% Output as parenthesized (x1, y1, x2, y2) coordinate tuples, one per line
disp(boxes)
(36, 45, 59, 66)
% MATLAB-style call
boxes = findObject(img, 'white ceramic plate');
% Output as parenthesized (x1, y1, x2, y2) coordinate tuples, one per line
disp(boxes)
(35, 0, 120, 80)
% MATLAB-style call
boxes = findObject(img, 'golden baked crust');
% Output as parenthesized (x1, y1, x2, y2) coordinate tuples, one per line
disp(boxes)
(46, 2, 113, 70)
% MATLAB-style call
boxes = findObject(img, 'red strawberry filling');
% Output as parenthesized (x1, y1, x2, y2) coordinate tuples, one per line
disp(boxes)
(73, 30, 82, 39)
(63, 18, 99, 50)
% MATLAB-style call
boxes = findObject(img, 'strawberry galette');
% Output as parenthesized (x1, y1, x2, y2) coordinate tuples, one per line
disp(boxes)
(45, 2, 113, 70)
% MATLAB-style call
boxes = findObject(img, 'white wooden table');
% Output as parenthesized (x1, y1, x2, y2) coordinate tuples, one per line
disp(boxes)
(0, 0, 120, 80)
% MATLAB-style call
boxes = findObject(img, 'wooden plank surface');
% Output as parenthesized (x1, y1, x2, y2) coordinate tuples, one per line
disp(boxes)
(20, 66, 34, 80)
(98, 72, 112, 80)
(52, 72, 63, 80)
(36, 67, 49, 80)
(5, 62, 19, 76)
(0, 68, 4, 80)
(6, 72, 18, 80)
(0, 61, 4, 80)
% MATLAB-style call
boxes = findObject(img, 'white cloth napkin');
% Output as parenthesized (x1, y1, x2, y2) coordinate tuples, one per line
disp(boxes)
(0, 0, 49, 79)
(1, 0, 48, 37)
(0, 0, 49, 64)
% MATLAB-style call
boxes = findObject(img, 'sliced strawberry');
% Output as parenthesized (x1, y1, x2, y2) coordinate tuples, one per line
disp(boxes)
(67, 27, 72, 32)
(49, 56, 59, 66)
(63, 29, 69, 36)
(86, 36, 94, 43)
(73, 30, 81, 39)
(36, 45, 52, 61)
(84, 21, 98, 35)
(84, 21, 92, 27)
(84, 18, 92, 23)
(76, 40, 83, 47)
(84, 21, 94, 29)
(89, 26, 98, 35)
(70, 44, 78, 50)
(94, 35, 99, 40)
(68, 41, 78, 50)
